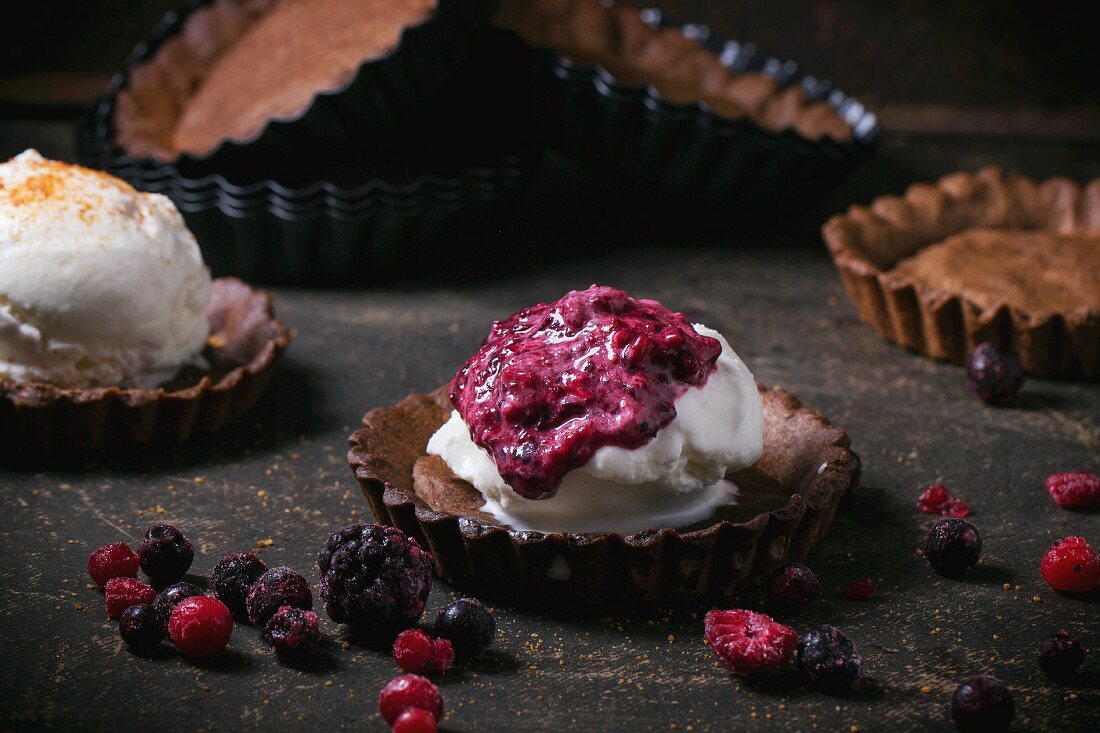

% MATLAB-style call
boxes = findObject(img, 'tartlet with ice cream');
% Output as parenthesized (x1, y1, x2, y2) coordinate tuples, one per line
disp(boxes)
(0, 150, 289, 453)
(348, 286, 855, 605)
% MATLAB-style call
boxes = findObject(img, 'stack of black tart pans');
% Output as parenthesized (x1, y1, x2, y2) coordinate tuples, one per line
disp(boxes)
(76, 0, 881, 285)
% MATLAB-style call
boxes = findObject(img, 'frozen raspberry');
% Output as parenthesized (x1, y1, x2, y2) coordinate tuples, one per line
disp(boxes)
(264, 606, 322, 662)
(841, 578, 875, 601)
(168, 596, 233, 658)
(1040, 536, 1100, 593)
(951, 675, 1014, 732)
(1046, 471, 1100, 510)
(138, 524, 194, 585)
(768, 564, 820, 615)
(703, 609, 797, 678)
(105, 577, 156, 619)
(797, 625, 862, 691)
(924, 519, 982, 578)
(118, 603, 164, 654)
(1037, 630, 1084, 680)
(246, 567, 313, 627)
(318, 524, 433, 640)
(917, 485, 970, 518)
(392, 708, 438, 733)
(211, 552, 267, 622)
(966, 342, 1024, 406)
(392, 629, 455, 674)
(379, 674, 444, 726)
(87, 542, 139, 587)
(152, 582, 204, 630)
(433, 598, 495, 663)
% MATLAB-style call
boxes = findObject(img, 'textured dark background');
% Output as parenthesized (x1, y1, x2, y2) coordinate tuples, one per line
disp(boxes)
(1, 1, 1099, 732)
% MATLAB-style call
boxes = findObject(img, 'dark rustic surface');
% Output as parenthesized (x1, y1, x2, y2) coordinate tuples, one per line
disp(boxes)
(0, 118, 1098, 732)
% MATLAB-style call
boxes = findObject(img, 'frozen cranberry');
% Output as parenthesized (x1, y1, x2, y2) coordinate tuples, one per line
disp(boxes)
(105, 577, 156, 619)
(392, 629, 454, 674)
(841, 578, 875, 601)
(87, 542, 139, 587)
(1036, 630, 1085, 680)
(138, 524, 194, 585)
(951, 675, 1014, 732)
(703, 609, 797, 678)
(392, 708, 438, 733)
(1046, 471, 1100, 510)
(917, 485, 970, 518)
(1040, 536, 1100, 593)
(768, 564, 820, 615)
(966, 342, 1024, 406)
(168, 596, 234, 658)
(379, 674, 444, 726)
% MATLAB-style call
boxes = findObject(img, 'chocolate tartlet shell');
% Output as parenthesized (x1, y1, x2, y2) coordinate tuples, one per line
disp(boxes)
(0, 278, 290, 454)
(502, 4, 879, 212)
(347, 386, 854, 606)
(823, 167, 1100, 377)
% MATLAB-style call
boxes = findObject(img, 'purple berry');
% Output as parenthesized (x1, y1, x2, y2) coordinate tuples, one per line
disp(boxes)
(768, 564, 820, 615)
(151, 581, 204, 630)
(246, 567, 313, 627)
(264, 606, 322, 662)
(924, 519, 982, 578)
(951, 675, 1014, 732)
(211, 552, 267, 622)
(433, 597, 496, 663)
(119, 603, 164, 654)
(966, 342, 1024, 406)
(797, 625, 862, 692)
(1037, 630, 1084, 680)
(138, 524, 193, 585)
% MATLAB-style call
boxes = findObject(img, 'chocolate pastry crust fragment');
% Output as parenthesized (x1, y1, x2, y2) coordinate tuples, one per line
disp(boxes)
(823, 167, 1100, 377)
(0, 278, 291, 453)
(347, 386, 855, 606)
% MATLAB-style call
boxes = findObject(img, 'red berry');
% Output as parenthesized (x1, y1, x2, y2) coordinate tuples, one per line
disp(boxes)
(1046, 471, 1100, 510)
(703, 609, 797, 677)
(917, 484, 949, 513)
(88, 543, 140, 587)
(768, 563, 820, 615)
(104, 577, 156, 619)
(168, 596, 234, 658)
(939, 497, 971, 518)
(429, 638, 455, 674)
(392, 708, 438, 733)
(393, 630, 455, 675)
(1040, 537, 1100, 593)
(841, 578, 875, 601)
(379, 674, 444, 726)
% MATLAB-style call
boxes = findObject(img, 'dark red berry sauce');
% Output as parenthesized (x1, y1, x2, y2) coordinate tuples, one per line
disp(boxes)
(449, 285, 721, 499)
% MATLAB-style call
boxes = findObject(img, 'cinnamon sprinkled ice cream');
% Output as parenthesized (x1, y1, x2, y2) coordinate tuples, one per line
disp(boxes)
(0, 150, 212, 389)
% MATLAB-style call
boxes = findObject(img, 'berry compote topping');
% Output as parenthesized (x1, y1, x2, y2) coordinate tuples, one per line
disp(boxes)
(392, 629, 455, 674)
(965, 342, 1024, 406)
(87, 542, 139, 587)
(703, 609, 797, 678)
(924, 519, 982, 578)
(951, 675, 1014, 732)
(379, 674, 444, 726)
(138, 524, 194, 586)
(168, 596, 234, 658)
(118, 603, 165, 655)
(449, 285, 721, 499)
(768, 564, 820, 615)
(1040, 536, 1100, 593)
(211, 552, 267, 622)
(1036, 630, 1085, 680)
(1045, 470, 1100, 510)
(264, 606, 322, 662)
(797, 625, 863, 692)
(432, 597, 496, 663)
(105, 577, 156, 619)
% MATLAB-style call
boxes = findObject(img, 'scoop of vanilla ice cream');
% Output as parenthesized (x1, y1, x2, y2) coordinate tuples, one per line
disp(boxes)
(0, 150, 212, 389)
(427, 325, 764, 533)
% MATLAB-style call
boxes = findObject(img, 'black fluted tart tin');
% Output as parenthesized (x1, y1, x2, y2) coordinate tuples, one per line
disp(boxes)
(76, 1, 538, 285)
(528, 7, 881, 214)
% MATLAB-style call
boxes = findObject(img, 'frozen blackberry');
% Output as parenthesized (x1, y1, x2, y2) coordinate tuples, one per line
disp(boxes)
(797, 625, 862, 692)
(433, 598, 496, 663)
(246, 567, 313, 627)
(951, 675, 1014, 732)
(264, 606, 322, 662)
(966, 342, 1024, 406)
(317, 524, 433, 640)
(152, 582, 204, 630)
(138, 524, 194, 585)
(118, 603, 164, 655)
(924, 519, 982, 578)
(1037, 630, 1085, 680)
(768, 564, 820, 615)
(211, 552, 267, 622)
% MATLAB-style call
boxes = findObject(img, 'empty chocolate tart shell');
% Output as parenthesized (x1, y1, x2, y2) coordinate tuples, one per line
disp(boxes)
(347, 385, 855, 607)
(0, 278, 290, 454)
(823, 167, 1100, 378)
(495, 1, 880, 213)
